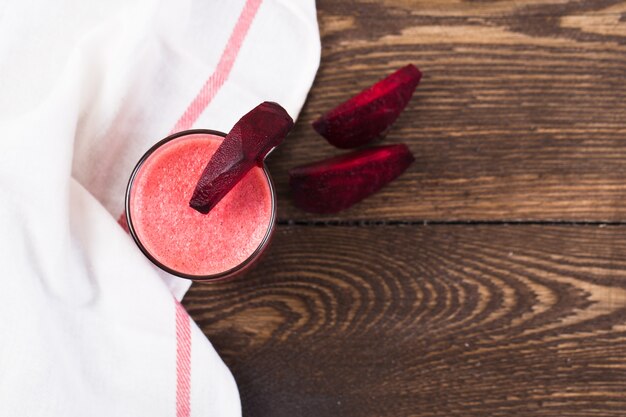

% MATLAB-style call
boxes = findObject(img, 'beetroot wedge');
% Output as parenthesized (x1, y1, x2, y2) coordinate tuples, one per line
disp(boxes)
(289, 144, 414, 214)
(313, 64, 422, 149)
(190, 102, 293, 214)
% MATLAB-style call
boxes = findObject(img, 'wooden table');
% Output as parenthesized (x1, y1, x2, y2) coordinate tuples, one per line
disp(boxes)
(183, 1, 626, 415)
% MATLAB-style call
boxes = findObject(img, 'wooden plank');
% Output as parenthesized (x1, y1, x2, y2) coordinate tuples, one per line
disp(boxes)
(185, 225, 626, 417)
(270, 0, 626, 221)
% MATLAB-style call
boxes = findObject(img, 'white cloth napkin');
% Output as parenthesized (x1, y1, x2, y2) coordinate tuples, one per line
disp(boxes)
(0, 0, 320, 415)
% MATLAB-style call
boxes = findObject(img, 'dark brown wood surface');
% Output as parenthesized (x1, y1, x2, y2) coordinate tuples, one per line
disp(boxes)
(186, 225, 626, 416)
(184, 1, 626, 416)
(268, 0, 626, 222)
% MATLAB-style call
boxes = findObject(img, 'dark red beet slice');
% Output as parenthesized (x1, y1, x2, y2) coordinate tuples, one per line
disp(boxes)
(289, 144, 414, 214)
(313, 64, 422, 149)
(190, 102, 293, 214)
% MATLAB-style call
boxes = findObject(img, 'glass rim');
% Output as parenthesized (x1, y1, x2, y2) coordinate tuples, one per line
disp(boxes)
(124, 128, 277, 282)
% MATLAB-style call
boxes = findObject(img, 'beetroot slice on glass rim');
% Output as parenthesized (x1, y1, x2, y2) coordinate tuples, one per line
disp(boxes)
(289, 144, 415, 214)
(190, 102, 294, 214)
(313, 64, 422, 149)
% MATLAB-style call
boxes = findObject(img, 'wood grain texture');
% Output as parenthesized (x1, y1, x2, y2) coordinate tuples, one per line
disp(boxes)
(185, 225, 626, 417)
(268, 0, 626, 221)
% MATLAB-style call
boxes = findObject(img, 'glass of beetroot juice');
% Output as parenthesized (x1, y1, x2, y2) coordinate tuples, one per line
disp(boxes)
(125, 129, 276, 281)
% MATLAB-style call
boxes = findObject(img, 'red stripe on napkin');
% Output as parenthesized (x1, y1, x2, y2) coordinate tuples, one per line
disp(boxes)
(172, 0, 264, 133)
(175, 300, 192, 417)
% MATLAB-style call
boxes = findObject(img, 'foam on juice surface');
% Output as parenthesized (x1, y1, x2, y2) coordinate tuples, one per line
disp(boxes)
(130, 133, 272, 276)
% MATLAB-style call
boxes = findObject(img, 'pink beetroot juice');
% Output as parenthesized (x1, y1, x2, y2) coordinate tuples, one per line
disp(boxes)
(125, 129, 275, 280)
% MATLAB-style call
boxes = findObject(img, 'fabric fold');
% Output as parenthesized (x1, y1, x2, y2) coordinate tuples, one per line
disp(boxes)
(0, 0, 320, 415)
